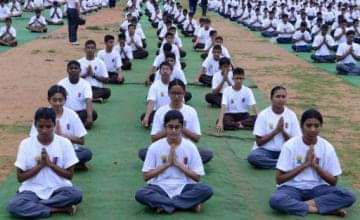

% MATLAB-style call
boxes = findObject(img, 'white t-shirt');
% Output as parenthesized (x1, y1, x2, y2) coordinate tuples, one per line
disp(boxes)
(262, 18, 278, 31)
(30, 107, 87, 150)
(125, 33, 143, 51)
(334, 28, 348, 44)
(196, 27, 213, 44)
(154, 67, 187, 85)
(312, 35, 336, 56)
(336, 42, 360, 64)
(15, 135, 79, 200)
(153, 53, 181, 70)
(276, 22, 295, 38)
(147, 80, 170, 111)
(49, 7, 63, 23)
(0, 26, 16, 39)
(252, 106, 302, 152)
(292, 30, 312, 46)
(67, 0, 80, 9)
(212, 70, 234, 93)
(58, 77, 92, 112)
(277, 136, 342, 189)
(114, 44, 133, 60)
(151, 104, 201, 136)
(202, 56, 220, 76)
(143, 138, 204, 198)
(0, 5, 10, 18)
(209, 45, 231, 59)
(221, 86, 256, 113)
(29, 16, 47, 27)
(78, 57, 108, 88)
(97, 49, 122, 72)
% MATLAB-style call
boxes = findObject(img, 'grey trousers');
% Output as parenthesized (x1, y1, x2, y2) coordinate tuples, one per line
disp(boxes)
(7, 186, 83, 218)
(269, 185, 356, 216)
(135, 183, 213, 213)
(247, 148, 280, 169)
(138, 147, 214, 164)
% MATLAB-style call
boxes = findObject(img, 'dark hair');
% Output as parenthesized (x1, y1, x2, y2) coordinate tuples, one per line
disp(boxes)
(48, 85, 67, 100)
(165, 52, 176, 60)
(85, 39, 96, 47)
(168, 79, 186, 92)
(346, 30, 355, 36)
(159, 61, 173, 70)
(300, 21, 307, 27)
(215, 36, 223, 41)
(300, 108, 323, 128)
(270, 85, 287, 99)
(34, 107, 56, 126)
(210, 30, 217, 36)
(163, 43, 172, 52)
(4, 17, 12, 22)
(104, 35, 115, 42)
(219, 57, 231, 67)
(168, 26, 176, 31)
(164, 110, 184, 126)
(118, 33, 126, 40)
(67, 60, 80, 68)
(213, 44, 222, 51)
(233, 67, 245, 76)
(128, 23, 136, 29)
(165, 32, 174, 38)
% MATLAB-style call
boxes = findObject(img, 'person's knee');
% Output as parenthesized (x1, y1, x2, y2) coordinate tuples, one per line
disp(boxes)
(200, 149, 213, 163)
(205, 93, 213, 103)
(185, 92, 192, 102)
(68, 188, 83, 204)
(269, 192, 286, 210)
(336, 188, 357, 206)
(138, 148, 147, 161)
(197, 183, 213, 198)
(92, 110, 98, 121)
(247, 151, 262, 167)
(103, 88, 111, 99)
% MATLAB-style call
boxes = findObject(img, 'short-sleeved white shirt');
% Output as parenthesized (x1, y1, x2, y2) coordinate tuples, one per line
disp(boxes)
(147, 80, 170, 110)
(153, 53, 181, 70)
(276, 22, 294, 38)
(312, 35, 336, 56)
(154, 67, 187, 85)
(221, 86, 256, 113)
(202, 56, 220, 76)
(0, 26, 16, 39)
(0, 5, 10, 18)
(15, 135, 79, 200)
(29, 16, 47, 26)
(143, 138, 204, 198)
(78, 57, 108, 88)
(151, 104, 201, 136)
(30, 107, 87, 150)
(252, 106, 302, 152)
(125, 33, 143, 51)
(97, 49, 122, 72)
(293, 30, 312, 46)
(67, 0, 80, 9)
(114, 44, 133, 60)
(276, 136, 342, 189)
(58, 77, 93, 112)
(336, 42, 360, 64)
(334, 28, 348, 44)
(49, 7, 63, 22)
(208, 45, 231, 59)
(212, 70, 234, 93)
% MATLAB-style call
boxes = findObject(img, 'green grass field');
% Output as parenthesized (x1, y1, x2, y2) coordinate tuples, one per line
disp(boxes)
(0, 7, 359, 220)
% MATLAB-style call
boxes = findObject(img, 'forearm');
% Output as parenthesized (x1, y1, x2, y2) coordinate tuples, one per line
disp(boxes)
(276, 165, 307, 184)
(49, 164, 74, 180)
(144, 101, 155, 118)
(86, 99, 93, 119)
(177, 164, 200, 182)
(17, 166, 43, 182)
(314, 166, 337, 185)
(143, 164, 171, 181)
(217, 105, 226, 123)
(256, 130, 279, 146)
(213, 81, 225, 94)
(67, 136, 84, 145)
(182, 128, 200, 142)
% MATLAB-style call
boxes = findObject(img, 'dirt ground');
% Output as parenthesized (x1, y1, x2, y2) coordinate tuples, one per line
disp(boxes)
(210, 16, 360, 187)
(0, 7, 123, 181)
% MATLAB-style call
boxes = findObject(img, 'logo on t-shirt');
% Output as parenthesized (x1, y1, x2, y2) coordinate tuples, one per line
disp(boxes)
(296, 155, 303, 164)
(161, 155, 167, 164)
(52, 157, 58, 165)
(66, 123, 71, 130)
(242, 98, 245, 103)
(112, 58, 115, 63)
(160, 92, 164, 97)
(230, 99, 234, 104)
(183, 157, 188, 165)
(285, 122, 288, 129)
(78, 92, 82, 98)
(94, 66, 98, 71)
(269, 123, 274, 129)
(315, 157, 320, 165)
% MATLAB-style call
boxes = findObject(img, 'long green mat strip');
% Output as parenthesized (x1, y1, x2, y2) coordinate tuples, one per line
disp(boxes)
(0, 12, 358, 220)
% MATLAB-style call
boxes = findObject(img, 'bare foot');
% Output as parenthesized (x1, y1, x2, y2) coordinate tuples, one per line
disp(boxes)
(75, 163, 88, 171)
(331, 209, 347, 217)
(237, 122, 244, 129)
(193, 204, 202, 213)
(68, 205, 77, 216)
(156, 207, 164, 214)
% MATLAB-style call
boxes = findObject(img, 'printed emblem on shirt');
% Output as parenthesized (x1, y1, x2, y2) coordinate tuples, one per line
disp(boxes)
(183, 157, 188, 165)
(52, 157, 58, 165)
(160, 92, 164, 97)
(112, 58, 115, 63)
(94, 66, 98, 71)
(296, 155, 303, 164)
(285, 122, 288, 129)
(315, 157, 320, 165)
(161, 155, 167, 164)
(230, 99, 234, 104)
(242, 98, 245, 103)
(78, 92, 82, 98)
(66, 123, 71, 130)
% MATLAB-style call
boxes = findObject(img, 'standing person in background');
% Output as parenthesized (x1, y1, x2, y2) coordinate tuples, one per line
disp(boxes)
(200, 0, 208, 16)
(67, 0, 81, 45)
(189, 0, 197, 14)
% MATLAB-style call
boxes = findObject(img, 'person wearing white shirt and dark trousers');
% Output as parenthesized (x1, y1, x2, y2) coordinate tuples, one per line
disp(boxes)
(0, 17, 17, 47)
(7, 108, 83, 218)
(269, 109, 356, 217)
(79, 40, 111, 102)
(311, 24, 337, 63)
(205, 57, 233, 108)
(97, 35, 125, 84)
(216, 68, 257, 131)
(292, 22, 312, 52)
(135, 110, 213, 214)
(276, 14, 295, 44)
(67, 0, 81, 45)
(247, 86, 302, 169)
(336, 30, 360, 75)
